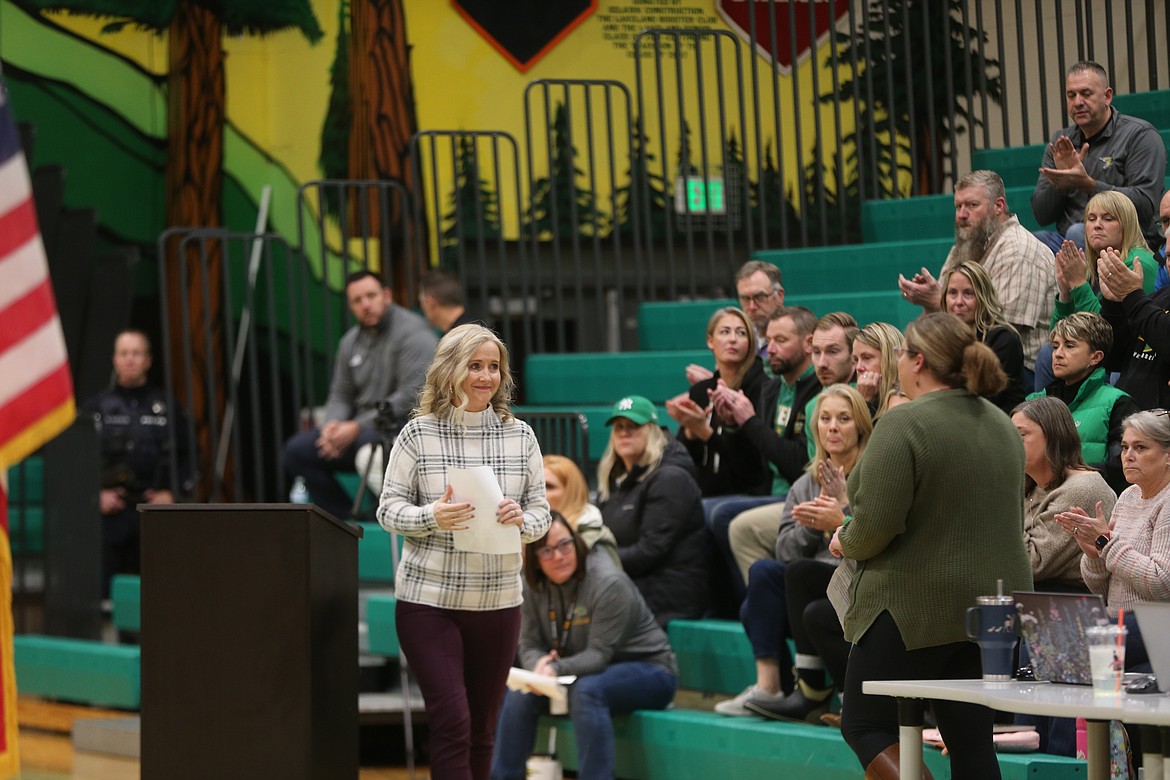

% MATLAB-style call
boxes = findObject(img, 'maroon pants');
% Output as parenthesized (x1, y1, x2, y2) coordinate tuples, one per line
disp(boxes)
(396, 601, 522, 780)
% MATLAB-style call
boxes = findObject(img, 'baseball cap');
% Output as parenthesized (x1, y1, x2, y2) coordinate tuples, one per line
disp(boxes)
(606, 395, 658, 426)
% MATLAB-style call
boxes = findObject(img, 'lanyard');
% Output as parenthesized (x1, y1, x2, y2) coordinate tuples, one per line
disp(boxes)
(547, 586, 578, 656)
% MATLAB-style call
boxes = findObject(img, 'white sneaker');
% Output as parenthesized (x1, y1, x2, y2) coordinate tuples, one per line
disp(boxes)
(714, 685, 783, 716)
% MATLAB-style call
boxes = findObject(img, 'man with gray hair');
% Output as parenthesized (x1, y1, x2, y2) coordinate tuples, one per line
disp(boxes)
(1032, 61, 1165, 254)
(898, 170, 1056, 374)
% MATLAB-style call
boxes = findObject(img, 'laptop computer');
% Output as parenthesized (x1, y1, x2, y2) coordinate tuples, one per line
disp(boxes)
(1132, 601, 1170, 692)
(1014, 591, 1109, 685)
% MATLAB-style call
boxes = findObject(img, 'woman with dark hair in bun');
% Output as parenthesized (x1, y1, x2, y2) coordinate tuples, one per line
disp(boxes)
(830, 312, 1033, 780)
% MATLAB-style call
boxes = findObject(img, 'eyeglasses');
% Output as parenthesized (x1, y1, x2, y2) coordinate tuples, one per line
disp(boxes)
(1159, 216, 1170, 230)
(894, 346, 918, 358)
(737, 291, 775, 307)
(536, 537, 575, 561)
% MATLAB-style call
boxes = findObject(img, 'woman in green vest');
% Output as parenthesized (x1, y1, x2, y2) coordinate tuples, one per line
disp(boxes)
(1027, 311, 1137, 493)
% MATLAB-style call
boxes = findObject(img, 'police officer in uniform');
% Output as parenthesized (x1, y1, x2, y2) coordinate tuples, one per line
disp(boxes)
(81, 330, 189, 596)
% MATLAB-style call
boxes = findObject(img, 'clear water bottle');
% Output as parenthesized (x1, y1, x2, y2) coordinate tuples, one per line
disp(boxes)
(289, 477, 310, 504)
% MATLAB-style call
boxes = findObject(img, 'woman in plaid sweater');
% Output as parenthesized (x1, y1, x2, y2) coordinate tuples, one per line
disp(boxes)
(378, 324, 551, 780)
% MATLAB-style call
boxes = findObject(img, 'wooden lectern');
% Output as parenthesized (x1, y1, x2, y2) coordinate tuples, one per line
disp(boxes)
(139, 504, 362, 779)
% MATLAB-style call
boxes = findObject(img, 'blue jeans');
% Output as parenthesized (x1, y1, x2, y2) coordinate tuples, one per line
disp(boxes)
(1034, 342, 1055, 393)
(703, 495, 782, 605)
(739, 559, 794, 693)
(1034, 223, 1086, 255)
(283, 425, 382, 520)
(490, 662, 677, 780)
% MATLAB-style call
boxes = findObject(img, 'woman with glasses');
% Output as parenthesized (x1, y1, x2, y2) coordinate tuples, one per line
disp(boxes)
(939, 260, 1029, 413)
(489, 513, 678, 780)
(597, 395, 708, 626)
(378, 324, 551, 780)
(830, 312, 1033, 779)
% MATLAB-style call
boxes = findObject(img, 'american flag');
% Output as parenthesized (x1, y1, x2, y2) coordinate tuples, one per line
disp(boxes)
(0, 79, 73, 469)
(0, 75, 75, 776)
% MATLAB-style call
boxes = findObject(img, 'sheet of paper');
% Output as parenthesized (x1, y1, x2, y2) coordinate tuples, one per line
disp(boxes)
(447, 465, 521, 555)
(506, 666, 577, 702)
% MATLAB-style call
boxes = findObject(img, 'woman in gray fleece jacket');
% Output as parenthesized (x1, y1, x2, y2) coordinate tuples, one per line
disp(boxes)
(490, 513, 677, 780)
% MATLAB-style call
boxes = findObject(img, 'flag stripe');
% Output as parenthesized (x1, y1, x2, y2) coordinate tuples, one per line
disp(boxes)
(0, 153, 32, 227)
(0, 197, 38, 265)
(0, 395, 74, 469)
(0, 269, 55, 354)
(0, 318, 71, 410)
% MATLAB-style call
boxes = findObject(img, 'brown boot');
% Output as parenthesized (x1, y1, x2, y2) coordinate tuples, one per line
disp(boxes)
(864, 743, 934, 780)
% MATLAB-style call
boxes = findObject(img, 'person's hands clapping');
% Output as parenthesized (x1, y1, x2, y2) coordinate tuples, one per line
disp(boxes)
(710, 379, 755, 426)
(817, 460, 848, 506)
(897, 268, 940, 310)
(497, 497, 525, 528)
(791, 495, 846, 534)
(685, 363, 714, 385)
(1054, 501, 1110, 558)
(1054, 240, 1087, 299)
(666, 393, 712, 439)
(1040, 137, 1093, 191)
(433, 484, 473, 531)
(1097, 246, 1143, 301)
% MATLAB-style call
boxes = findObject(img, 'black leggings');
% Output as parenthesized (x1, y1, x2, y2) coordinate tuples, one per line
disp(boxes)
(841, 611, 1000, 780)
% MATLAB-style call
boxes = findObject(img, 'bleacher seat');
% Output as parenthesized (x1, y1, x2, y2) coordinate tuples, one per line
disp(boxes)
(111, 574, 140, 633)
(533, 709, 1084, 780)
(14, 635, 140, 709)
(524, 351, 710, 405)
(862, 185, 1039, 244)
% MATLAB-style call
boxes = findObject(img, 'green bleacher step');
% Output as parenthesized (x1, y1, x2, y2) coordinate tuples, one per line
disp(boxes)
(667, 619, 755, 695)
(14, 635, 140, 709)
(862, 185, 1039, 243)
(755, 238, 956, 296)
(973, 129, 1170, 190)
(516, 405, 677, 465)
(111, 575, 140, 633)
(1114, 89, 1170, 131)
(535, 709, 1083, 780)
(524, 350, 710, 406)
(366, 593, 399, 657)
(356, 522, 398, 584)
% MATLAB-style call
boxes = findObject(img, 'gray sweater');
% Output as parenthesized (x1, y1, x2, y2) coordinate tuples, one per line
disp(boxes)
(520, 550, 677, 678)
(324, 304, 438, 428)
(774, 471, 848, 566)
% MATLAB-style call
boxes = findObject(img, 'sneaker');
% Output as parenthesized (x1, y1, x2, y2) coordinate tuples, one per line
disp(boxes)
(714, 685, 784, 716)
(744, 687, 831, 723)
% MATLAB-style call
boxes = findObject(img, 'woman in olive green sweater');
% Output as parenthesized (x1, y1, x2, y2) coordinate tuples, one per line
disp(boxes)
(830, 313, 1034, 780)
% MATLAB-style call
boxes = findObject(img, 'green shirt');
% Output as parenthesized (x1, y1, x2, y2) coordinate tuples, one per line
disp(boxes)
(1051, 246, 1158, 328)
(770, 364, 815, 495)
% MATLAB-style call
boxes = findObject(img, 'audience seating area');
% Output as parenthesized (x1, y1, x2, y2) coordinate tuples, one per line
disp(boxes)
(16, 88, 1170, 780)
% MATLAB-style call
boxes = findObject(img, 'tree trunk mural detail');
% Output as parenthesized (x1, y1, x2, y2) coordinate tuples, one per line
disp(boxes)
(166, 1, 228, 501)
(348, 0, 426, 299)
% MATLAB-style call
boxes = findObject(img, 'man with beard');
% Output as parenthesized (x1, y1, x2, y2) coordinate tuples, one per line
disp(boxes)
(704, 307, 821, 616)
(898, 170, 1056, 378)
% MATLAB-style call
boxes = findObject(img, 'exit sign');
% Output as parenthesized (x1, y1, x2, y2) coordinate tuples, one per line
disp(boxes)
(674, 176, 726, 215)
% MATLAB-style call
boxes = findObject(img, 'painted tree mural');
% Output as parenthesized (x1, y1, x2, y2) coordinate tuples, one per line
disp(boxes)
(825, 0, 1001, 196)
(26, 0, 323, 500)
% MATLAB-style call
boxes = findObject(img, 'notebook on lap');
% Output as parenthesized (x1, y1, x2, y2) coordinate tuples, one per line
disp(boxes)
(1013, 591, 1109, 685)
(1132, 601, 1170, 693)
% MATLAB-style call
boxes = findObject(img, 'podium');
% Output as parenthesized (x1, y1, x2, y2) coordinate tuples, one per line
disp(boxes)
(139, 504, 362, 779)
